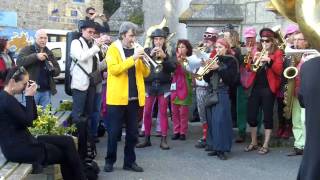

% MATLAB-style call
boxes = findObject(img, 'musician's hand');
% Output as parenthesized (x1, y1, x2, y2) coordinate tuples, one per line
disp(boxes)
(133, 49, 144, 61)
(260, 56, 271, 63)
(200, 59, 206, 66)
(208, 62, 219, 71)
(150, 47, 158, 56)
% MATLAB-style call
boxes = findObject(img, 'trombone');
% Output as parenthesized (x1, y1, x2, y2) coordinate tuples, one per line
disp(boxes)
(132, 42, 163, 73)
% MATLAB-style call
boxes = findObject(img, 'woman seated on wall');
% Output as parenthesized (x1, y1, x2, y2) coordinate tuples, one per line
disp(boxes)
(0, 67, 86, 180)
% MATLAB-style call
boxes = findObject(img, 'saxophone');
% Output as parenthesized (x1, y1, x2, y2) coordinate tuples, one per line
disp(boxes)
(282, 54, 300, 119)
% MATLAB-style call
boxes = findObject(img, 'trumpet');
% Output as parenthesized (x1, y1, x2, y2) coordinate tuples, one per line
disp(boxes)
(251, 47, 268, 72)
(195, 53, 219, 80)
(132, 42, 163, 73)
(92, 36, 109, 52)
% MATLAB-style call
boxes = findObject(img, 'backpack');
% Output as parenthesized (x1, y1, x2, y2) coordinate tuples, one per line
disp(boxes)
(65, 31, 82, 96)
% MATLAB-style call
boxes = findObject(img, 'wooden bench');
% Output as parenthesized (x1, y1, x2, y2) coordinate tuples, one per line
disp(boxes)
(0, 150, 32, 180)
(0, 111, 72, 180)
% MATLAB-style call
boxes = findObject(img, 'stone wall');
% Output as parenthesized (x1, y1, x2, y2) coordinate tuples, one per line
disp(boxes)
(179, 0, 293, 44)
(0, 0, 103, 30)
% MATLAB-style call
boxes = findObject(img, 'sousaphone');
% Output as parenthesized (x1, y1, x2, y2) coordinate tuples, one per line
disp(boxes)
(269, 0, 320, 51)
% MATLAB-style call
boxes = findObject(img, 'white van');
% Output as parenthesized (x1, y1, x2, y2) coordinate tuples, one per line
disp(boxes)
(47, 42, 66, 81)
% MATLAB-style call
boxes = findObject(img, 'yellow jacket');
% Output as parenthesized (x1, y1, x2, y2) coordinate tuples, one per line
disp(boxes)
(105, 40, 150, 106)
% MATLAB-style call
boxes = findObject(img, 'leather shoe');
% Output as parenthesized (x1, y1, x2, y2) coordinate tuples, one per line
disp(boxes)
(217, 151, 227, 160)
(104, 163, 113, 172)
(287, 148, 303, 156)
(171, 133, 180, 140)
(235, 135, 245, 143)
(179, 134, 186, 140)
(207, 150, 218, 156)
(123, 162, 144, 172)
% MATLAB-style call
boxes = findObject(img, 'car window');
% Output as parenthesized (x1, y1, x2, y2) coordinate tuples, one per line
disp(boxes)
(51, 48, 62, 60)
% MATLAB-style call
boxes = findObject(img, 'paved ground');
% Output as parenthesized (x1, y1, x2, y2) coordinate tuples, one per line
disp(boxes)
(53, 84, 301, 180)
(95, 123, 301, 180)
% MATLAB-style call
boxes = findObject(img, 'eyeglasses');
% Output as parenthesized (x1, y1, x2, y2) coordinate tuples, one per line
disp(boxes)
(294, 38, 305, 41)
(203, 34, 217, 39)
(260, 39, 271, 43)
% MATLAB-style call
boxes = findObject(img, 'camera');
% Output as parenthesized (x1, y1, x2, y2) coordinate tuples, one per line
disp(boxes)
(27, 80, 33, 87)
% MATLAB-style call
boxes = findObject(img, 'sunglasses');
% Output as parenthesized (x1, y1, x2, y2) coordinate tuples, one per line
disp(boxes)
(88, 13, 95, 15)
(203, 34, 217, 39)
(260, 39, 271, 43)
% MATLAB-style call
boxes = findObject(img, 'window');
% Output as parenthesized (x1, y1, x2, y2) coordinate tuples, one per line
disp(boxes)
(51, 48, 62, 60)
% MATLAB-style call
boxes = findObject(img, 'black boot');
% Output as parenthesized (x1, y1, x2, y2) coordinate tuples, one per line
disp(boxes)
(136, 136, 151, 148)
(160, 136, 170, 150)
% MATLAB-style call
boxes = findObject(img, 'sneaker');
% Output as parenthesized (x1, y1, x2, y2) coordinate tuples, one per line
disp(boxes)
(123, 162, 144, 172)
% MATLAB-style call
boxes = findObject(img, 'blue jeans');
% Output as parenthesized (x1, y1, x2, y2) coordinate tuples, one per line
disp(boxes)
(71, 87, 95, 123)
(90, 93, 102, 137)
(34, 91, 51, 108)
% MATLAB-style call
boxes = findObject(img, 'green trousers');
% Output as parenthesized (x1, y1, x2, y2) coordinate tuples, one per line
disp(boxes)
(292, 97, 305, 149)
(237, 86, 263, 136)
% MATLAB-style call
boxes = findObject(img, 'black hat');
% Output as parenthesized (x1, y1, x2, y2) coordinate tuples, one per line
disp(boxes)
(162, 27, 170, 37)
(78, 20, 97, 30)
(150, 29, 167, 38)
(223, 24, 235, 32)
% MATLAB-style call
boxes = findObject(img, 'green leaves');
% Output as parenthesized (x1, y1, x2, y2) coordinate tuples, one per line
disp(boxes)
(28, 105, 76, 136)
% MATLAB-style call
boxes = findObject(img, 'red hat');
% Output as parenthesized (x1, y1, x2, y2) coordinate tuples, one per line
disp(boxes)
(259, 28, 275, 38)
(216, 38, 230, 49)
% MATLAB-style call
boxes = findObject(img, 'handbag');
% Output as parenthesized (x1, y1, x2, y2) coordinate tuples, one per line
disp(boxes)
(204, 72, 219, 107)
(88, 70, 103, 86)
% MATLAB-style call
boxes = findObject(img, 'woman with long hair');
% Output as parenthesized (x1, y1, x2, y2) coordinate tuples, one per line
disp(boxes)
(0, 67, 86, 180)
(171, 39, 193, 140)
(0, 37, 15, 90)
(244, 28, 283, 154)
(204, 38, 238, 160)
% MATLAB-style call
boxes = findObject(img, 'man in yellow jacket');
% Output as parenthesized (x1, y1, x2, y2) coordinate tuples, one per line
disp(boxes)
(104, 21, 150, 173)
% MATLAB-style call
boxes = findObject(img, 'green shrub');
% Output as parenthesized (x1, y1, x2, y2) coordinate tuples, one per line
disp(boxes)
(29, 105, 76, 136)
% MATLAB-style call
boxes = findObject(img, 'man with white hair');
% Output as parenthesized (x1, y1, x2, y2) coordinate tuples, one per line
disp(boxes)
(17, 29, 60, 108)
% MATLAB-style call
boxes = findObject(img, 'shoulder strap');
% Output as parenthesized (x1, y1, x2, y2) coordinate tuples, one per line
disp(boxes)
(70, 39, 90, 77)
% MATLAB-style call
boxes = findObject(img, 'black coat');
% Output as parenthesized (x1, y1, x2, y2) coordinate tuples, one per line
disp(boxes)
(297, 57, 320, 180)
(0, 91, 44, 163)
(204, 55, 238, 87)
(144, 47, 176, 96)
